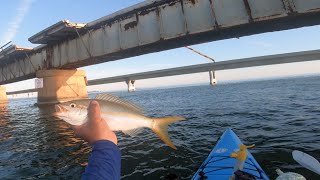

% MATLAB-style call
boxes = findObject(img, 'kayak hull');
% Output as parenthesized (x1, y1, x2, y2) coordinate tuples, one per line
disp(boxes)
(192, 129, 269, 180)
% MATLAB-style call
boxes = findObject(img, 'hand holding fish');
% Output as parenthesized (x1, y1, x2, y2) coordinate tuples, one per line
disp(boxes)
(71, 101, 118, 145)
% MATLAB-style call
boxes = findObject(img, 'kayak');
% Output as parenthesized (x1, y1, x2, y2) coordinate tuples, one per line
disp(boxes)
(192, 129, 269, 180)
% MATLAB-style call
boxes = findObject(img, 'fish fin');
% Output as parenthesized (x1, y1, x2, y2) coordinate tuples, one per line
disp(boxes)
(151, 116, 186, 150)
(96, 93, 143, 114)
(123, 128, 144, 137)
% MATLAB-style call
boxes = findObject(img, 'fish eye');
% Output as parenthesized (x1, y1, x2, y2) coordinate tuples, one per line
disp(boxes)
(70, 103, 76, 108)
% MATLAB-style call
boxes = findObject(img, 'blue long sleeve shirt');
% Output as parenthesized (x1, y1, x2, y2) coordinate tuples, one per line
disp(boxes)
(82, 140, 121, 180)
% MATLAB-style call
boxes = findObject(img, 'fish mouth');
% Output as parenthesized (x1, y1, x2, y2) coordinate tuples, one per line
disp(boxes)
(55, 104, 68, 112)
(53, 104, 68, 116)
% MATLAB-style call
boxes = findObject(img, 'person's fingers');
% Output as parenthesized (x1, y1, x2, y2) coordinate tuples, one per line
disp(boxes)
(88, 101, 111, 130)
(88, 101, 101, 123)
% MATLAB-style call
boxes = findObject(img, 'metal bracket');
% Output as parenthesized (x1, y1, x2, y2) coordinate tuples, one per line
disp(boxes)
(209, 71, 217, 86)
(126, 80, 136, 92)
(185, 46, 217, 86)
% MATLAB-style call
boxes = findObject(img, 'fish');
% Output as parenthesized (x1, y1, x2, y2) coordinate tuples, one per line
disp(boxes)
(53, 94, 185, 149)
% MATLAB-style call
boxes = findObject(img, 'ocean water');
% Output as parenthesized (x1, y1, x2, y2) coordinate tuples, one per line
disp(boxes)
(0, 75, 320, 179)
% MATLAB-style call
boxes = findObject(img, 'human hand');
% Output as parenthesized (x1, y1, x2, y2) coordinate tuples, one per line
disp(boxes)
(71, 101, 117, 145)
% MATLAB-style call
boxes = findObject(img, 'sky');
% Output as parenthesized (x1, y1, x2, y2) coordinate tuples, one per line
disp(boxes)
(1, 0, 320, 95)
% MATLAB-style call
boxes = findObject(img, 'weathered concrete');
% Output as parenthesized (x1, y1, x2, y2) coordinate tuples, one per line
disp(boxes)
(0, 86, 8, 103)
(36, 70, 88, 105)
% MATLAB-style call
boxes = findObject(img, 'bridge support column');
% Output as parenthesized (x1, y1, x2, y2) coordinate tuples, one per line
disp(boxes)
(0, 86, 8, 103)
(36, 69, 88, 105)
(209, 71, 217, 86)
(126, 80, 136, 92)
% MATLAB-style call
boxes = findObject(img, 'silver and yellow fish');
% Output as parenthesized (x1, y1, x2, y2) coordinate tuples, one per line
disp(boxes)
(53, 94, 185, 149)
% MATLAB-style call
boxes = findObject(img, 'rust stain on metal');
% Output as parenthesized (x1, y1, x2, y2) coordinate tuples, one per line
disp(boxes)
(180, 0, 185, 14)
(243, 0, 253, 23)
(118, 14, 135, 22)
(189, 0, 196, 5)
(124, 21, 138, 30)
(45, 46, 54, 69)
(140, 9, 151, 16)
(139, 7, 156, 16)
(135, 13, 139, 27)
(156, 7, 160, 17)
(281, 0, 295, 13)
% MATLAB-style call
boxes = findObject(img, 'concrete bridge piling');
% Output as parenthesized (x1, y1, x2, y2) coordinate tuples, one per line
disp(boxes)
(0, 86, 8, 103)
(36, 70, 88, 105)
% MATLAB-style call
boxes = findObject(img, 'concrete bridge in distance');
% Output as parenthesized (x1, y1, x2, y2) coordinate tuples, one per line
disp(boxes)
(5, 49, 320, 96)
(1, 0, 320, 104)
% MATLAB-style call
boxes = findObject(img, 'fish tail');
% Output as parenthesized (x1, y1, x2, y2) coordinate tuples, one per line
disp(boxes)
(151, 116, 185, 150)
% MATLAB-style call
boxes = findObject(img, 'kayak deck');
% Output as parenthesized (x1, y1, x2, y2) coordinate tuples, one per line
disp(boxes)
(192, 129, 269, 180)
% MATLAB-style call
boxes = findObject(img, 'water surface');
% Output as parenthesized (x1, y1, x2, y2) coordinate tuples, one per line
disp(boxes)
(1, 75, 320, 179)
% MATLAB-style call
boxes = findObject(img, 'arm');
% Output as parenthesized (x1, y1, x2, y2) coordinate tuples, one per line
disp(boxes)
(82, 140, 121, 180)
(72, 101, 120, 180)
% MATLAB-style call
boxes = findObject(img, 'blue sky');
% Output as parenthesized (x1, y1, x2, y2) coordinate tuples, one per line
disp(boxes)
(1, 0, 320, 93)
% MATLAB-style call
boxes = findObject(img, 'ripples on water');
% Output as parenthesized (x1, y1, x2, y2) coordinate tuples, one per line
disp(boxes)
(1, 76, 320, 179)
